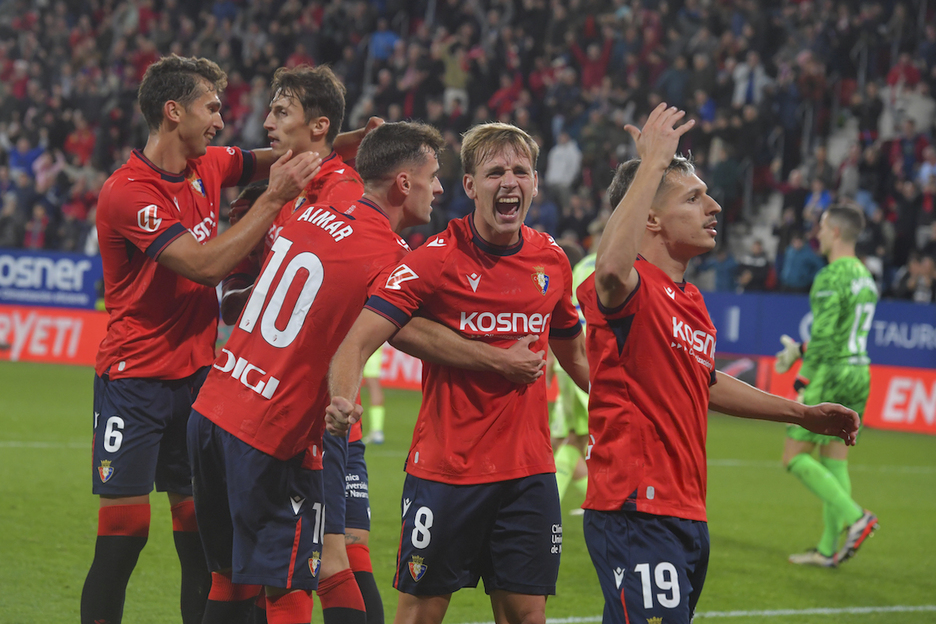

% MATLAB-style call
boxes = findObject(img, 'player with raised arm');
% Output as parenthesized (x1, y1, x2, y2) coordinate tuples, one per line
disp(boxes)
(82, 55, 322, 624)
(327, 122, 591, 624)
(577, 103, 861, 624)
(775, 206, 879, 567)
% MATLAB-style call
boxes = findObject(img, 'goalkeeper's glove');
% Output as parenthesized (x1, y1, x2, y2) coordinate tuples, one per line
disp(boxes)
(774, 334, 803, 373)
(793, 375, 810, 403)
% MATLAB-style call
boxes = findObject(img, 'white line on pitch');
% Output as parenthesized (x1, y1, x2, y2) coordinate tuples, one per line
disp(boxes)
(707, 458, 936, 475)
(0, 440, 87, 449)
(0, 442, 933, 476)
(456, 604, 936, 624)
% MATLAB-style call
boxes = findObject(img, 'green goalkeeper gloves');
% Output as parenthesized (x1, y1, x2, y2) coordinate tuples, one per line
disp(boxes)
(774, 334, 803, 373)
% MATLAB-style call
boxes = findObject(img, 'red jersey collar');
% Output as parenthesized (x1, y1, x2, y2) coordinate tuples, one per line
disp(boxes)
(132, 149, 187, 183)
(468, 212, 524, 256)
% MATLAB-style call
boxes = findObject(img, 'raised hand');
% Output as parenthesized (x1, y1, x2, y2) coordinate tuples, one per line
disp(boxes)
(623, 102, 695, 170)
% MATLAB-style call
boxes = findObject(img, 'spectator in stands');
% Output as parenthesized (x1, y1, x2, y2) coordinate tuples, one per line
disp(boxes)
(545, 131, 582, 208)
(22, 203, 49, 249)
(0, 195, 23, 248)
(893, 179, 922, 267)
(732, 50, 772, 107)
(892, 252, 936, 303)
(851, 81, 883, 145)
(837, 143, 862, 200)
(917, 146, 936, 187)
(736, 239, 773, 292)
(3, 133, 46, 179)
(525, 190, 560, 237)
(890, 118, 930, 180)
(805, 144, 835, 190)
(780, 168, 809, 225)
(803, 178, 834, 224)
(779, 232, 825, 293)
(695, 246, 738, 292)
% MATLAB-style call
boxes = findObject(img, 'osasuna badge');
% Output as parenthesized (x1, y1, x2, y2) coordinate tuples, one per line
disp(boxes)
(98, 460, 114, 483)
(408, 555, 427, 582)
(308, 552, 322, 577)
(531, 266, 549, 295)
(188, 175, 206, 197)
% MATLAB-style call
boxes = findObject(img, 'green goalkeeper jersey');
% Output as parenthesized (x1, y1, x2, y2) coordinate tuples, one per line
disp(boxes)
(571, 252, 596, 324)
(799, 256, 878, 383)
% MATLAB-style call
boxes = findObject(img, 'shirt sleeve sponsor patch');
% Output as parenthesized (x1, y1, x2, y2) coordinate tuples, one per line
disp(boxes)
(385, 264, 419, 290)
(137, 205, 162, 232)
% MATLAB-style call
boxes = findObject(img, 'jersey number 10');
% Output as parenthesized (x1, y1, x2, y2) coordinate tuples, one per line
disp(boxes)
(238, 236, 324, 348)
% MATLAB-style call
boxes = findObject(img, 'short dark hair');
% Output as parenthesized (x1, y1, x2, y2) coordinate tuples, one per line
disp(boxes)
(234, 181, 268, 205)
(826, 205, 866, 243)
(138, 55, 227, 133)
(607, 155, 695, 208)
(355, 122, 445, 184)
(269, 65, 346, 145)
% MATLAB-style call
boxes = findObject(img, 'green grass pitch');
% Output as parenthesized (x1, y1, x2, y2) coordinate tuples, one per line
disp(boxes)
(1, 360, 934, 623)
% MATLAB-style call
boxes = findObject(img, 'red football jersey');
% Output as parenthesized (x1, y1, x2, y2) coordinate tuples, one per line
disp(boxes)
(227, 151, 364, 282)
(366, 216, 582, 485)
(96, 146, 255, 380)
(577, 257, 717, 522)
(193, 199, 410, 468)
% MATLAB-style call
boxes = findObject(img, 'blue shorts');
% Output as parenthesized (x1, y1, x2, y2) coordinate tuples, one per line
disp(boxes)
(345, 440, 370, 531)
(187, 411, 325, 590)
(394, 473, 561, 597)
(323, 431, 349, 534)
(91, 368, 208, 496)
(583, 510, 709, 624)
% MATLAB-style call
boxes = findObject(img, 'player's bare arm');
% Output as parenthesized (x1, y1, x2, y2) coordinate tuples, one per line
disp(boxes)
(327, 308, 398, 435)
(247, 118, 382, 179)
(391, 318, 545, 384)
(158, 150, 321, 286)
(549, 332, 589, 392)
(709, 371, 859, 445)
(595, 103, 694, 309)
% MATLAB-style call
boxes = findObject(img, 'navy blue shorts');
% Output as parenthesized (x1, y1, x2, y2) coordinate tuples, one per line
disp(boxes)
(91, 368, 208, 497)
(187, 410, 325, 590)
(323, 431, 348, 534)
(583, 510, 710, 624)
(394, 473, 561, 597)
(345, 440, 370, 531)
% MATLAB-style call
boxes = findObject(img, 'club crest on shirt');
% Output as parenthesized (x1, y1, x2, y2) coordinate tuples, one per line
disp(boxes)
(408, 555, 427, 582)
(531, 266, 549, 295)
(647, 618, 663, 624)
(308, 552, 321, 577)
(98, 459, 114, 483)
(188, 174, 206, 197)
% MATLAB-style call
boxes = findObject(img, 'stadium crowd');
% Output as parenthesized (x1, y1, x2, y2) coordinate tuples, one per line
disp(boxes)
(0, 0, 934, 301)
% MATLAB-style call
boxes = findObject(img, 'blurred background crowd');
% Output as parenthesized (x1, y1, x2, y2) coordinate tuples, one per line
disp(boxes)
(0, 0, 934, 301)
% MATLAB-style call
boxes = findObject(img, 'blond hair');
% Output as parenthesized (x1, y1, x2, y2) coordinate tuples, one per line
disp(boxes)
(460, 122, 539, 175)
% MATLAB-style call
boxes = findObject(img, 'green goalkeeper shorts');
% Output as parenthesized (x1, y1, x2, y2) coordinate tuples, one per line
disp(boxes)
(550, 368, 590, 438)
(363, 343, 385, 379)
(787, 363, 870, 445)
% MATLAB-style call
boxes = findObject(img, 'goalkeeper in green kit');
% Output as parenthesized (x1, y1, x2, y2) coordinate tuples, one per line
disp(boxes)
(774, 206, 880, 567)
